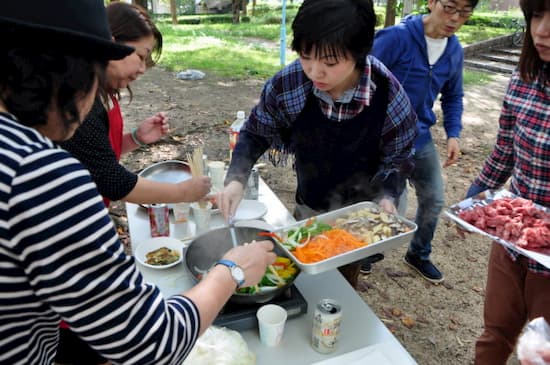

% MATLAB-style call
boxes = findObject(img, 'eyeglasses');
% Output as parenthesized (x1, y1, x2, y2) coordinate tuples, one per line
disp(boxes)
(438, 0, 473, 18)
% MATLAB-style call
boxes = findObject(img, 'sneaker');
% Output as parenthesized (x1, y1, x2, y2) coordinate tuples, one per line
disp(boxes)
(360, 253, 385, 274)
(403, 253, 444, 284)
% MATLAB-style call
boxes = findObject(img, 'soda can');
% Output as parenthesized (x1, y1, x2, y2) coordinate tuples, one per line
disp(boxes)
(148, 203, 170, 237)
(244, 167, 259, 200)
(311, 299, 342, 353)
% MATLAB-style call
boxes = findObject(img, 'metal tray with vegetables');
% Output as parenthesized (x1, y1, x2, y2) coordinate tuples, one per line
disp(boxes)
(269, 201, 417, 275)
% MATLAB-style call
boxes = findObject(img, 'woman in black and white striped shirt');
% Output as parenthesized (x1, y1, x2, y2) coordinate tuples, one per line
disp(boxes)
(0, 1, 275, 364)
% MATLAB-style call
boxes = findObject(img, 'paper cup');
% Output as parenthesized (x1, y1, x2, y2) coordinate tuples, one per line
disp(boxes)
(208, 160, 225, 193)
(256, 304, 287, 347)
(173, 202, 191, 223)
(191, 201, 213, 234)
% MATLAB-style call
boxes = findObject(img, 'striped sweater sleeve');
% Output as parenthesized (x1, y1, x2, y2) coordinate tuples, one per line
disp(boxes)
(0, 115, 199, 364)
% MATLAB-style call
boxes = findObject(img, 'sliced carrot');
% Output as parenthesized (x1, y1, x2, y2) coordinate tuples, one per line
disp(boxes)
(258, 231, 283, 242)
(292, 228, 368, 263)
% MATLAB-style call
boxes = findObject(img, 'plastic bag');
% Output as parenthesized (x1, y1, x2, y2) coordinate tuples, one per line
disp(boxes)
(517, 317, 550, 365)
(176, 69, 206, 80)
(183, 326, 256, 365)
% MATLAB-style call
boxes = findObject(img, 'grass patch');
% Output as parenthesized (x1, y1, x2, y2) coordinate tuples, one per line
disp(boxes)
(159, 23, 288, 78)
(463, 69, 494, 86)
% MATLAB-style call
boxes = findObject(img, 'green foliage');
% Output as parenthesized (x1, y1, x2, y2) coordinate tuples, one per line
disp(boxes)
(465, 14, 522, 27)
(177, 0, 196, 15)
(155, 3, 516, 81)
(458, 24, 512, 45)
(374, 6, 386, 27)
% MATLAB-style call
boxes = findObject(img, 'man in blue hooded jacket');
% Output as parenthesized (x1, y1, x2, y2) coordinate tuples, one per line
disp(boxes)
(364, 0, 479, 283)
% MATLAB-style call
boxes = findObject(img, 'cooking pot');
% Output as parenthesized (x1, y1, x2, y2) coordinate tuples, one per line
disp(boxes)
(185, 226, 300, 304)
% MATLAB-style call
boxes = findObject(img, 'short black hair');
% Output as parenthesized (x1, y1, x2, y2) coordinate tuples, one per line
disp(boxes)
(291, 0, 376, 69)
(0, 48, 103, 136)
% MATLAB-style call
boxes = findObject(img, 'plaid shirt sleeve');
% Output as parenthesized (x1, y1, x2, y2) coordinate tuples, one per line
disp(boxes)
(474, 75, 517, 189)
(376, 61, 417, 185)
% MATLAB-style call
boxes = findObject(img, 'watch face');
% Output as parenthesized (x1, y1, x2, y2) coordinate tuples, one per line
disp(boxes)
(231, 266, 245, 283)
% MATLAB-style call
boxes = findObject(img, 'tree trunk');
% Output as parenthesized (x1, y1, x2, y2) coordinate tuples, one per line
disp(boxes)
(241, 0, 247, 15)
(251, 0, 256, 16)
(169, 0, 178, 25)
(232, 0, 240, 24)
(133, 0, 148, 9)
(384, 0, 397, 27)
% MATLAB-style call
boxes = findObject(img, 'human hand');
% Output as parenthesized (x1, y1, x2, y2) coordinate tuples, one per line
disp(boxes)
(222, 240, 277, 288)
(179, 176, 211, 202)
(217, 180, 245, 221)
(443, 137, 460, 168)
(518, 317, 550, 365)
(521, 347, 550, 364)
(136, 112, 169, 144)
(378, 197, 397, 214)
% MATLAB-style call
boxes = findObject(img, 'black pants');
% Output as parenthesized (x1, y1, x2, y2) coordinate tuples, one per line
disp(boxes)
(55, 328, 107, 365)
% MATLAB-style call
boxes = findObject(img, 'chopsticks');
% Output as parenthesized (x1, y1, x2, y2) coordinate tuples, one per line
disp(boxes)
(186, 146, 207, 208)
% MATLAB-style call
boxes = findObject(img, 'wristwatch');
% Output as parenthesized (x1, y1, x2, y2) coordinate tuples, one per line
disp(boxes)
(215, 259, 245, 288)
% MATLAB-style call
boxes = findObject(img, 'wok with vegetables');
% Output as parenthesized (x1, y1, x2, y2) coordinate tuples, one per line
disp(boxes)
(185, 226, 301, 304)
(236, 256, 298, 295)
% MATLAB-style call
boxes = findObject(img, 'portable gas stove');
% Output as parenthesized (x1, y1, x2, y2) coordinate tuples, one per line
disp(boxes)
(213, 285, 308, 331)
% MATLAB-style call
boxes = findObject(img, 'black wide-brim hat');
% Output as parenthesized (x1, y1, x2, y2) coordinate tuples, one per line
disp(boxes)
(1, 0, 134, 61)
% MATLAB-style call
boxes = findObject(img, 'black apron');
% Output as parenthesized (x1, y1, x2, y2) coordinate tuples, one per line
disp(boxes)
(290, 73, 389, 212)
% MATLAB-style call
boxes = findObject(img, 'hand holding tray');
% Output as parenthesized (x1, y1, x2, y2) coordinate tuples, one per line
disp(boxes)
(445, 189, 550, 269)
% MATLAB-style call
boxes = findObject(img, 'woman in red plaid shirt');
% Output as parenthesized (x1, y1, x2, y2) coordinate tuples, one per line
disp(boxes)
(466, 0, 550, 363)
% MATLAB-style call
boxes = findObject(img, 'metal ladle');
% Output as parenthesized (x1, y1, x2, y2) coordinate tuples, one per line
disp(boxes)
(228, 215, 238, 248)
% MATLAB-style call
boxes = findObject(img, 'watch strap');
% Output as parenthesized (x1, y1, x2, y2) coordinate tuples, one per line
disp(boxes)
(215, 259, 245, 288)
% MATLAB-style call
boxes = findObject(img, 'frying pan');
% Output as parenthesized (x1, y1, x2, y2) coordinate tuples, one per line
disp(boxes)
(185, 226, 300, 304)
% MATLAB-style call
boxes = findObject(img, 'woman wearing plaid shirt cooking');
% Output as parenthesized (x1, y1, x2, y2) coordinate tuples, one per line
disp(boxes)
(219, 0, 417, 288)
(466, 0, 550, 363)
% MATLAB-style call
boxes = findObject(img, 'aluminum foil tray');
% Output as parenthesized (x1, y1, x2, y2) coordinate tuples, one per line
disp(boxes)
(273, 201, 417, 275)
(445, 189, 550, 269)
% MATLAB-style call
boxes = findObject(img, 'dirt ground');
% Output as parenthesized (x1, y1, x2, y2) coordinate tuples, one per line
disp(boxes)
(113, 66, 518, 365)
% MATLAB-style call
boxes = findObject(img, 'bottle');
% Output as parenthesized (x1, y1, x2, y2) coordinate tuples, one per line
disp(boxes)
(244, 167, 259, 200)
(229, 110, 246, 162)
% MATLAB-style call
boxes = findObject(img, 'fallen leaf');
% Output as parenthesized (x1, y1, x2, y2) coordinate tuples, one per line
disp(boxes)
(401, 316, 416, 328)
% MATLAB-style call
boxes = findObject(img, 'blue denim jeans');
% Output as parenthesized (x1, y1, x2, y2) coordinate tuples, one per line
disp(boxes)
(404, 140, 445, 260)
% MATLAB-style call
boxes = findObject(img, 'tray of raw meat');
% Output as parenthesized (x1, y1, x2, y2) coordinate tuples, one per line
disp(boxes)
(445, 189, 550, 269)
